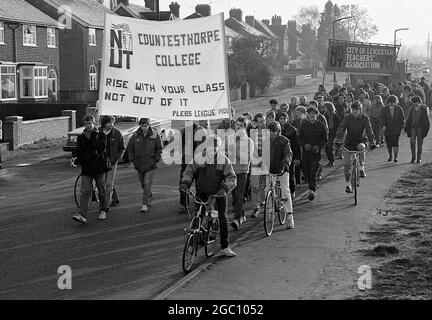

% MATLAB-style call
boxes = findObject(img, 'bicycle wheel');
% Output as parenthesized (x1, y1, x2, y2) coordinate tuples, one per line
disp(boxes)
(74, 174, 96, 210)
(264, 190, 275, 236)
(277, 198, 287, 225)
(205, 217, 220, 257)
(353, 167, 358, 205)
(182, 233, 196, 273)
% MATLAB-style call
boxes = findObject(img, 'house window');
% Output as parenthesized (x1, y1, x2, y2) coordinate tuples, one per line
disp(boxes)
(0, 65, 17, 100)
(20, 66, 48, 98)
(23, 25, 37, 46)
(47, 28, 56, 47)
(89, 65, 97, 91)
(47, 69, 57, 99)
(89, 28, 96, 46)
(0, 22, 5, 44)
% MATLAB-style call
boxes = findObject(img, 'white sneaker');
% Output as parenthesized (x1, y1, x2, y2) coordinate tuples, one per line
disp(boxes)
(286, 214, 294, 229)
(98, 211, 107, 220)
(240, 216, 247, 224)
(221, 247, 237, 257)
(141, 204, 148, 213)
(72, 213, 87, 224)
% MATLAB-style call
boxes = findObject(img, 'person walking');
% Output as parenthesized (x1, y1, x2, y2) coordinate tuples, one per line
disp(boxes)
(73, 115, 110, 223)
(228, 116, 254, 231)
(380, 95, 405, 162)
(298, 106, 328, 201)
(405, 96, 430, 164)
(128, 118, 163, 213)
(279, 112, 301, 197)
(100, 115, 125, 208)
(370, 95, 385, 147)
(323, 102, 341, 167)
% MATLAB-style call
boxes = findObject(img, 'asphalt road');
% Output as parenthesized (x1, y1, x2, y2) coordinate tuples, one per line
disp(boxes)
(0, 73, 345, 300)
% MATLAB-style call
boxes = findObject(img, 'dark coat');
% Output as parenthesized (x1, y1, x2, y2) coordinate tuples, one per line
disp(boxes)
(405, 105, 430, 138)
(101, 127, 125, 164)
(281, 122, 301, 161)
(380, 105, 405, 136)
(270, 135, 293, 175)
(324, 112, 341, 135)
(128, 126, 163, 173)
(76, 128, 108, 178)
(298, 119, 328, 151)
(336, 113, 375, 150)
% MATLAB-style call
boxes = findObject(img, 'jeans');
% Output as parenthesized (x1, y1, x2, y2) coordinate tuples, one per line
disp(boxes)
(105, 162, 118, 206)
(302, 152, 321, 192)
(179, 164, 188, 206)
(370, 118, 383, 144)
(289, 162, 296, 195)
(80, 174, 107, 217)
(137, 170, 154, 205)
(325, 131, 337, 162)
(277, 172, 293, 214)
(232, 173, 247, 220)
(198, 192, 229, 249)
(295, 161, 302, 185)
(251, 174, 267, 206)
(410, 128, 424, 160)
(343, 149, 365, 182)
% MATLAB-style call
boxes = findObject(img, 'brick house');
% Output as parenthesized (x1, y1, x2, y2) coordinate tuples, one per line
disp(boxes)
(0, 0, 60, 103)
(25, 0, 110, 104)
(114, 0, 179, 20)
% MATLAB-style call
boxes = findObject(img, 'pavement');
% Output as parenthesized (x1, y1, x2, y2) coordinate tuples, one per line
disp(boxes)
(157, 134, 432, 300)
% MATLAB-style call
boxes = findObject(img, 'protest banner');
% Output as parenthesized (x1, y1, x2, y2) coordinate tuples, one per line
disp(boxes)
(325, 40, 398, 75)
(99, 13, 230, 120)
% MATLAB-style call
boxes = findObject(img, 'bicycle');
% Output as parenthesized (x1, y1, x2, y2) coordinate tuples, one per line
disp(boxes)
(263, 174, 287, 236)
(74, 173, 100, 210)
(340, 146, 366, 205)
(181, 189, 223, 274)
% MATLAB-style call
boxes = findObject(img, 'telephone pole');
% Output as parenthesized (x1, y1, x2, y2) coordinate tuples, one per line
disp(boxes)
(427, 33, 430, 66)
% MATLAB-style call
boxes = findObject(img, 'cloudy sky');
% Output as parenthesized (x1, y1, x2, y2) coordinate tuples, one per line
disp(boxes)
(130, 0, 430, 47)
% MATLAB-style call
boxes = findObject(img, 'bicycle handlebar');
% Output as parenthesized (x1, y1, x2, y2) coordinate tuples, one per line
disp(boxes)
(340, 146, 368, 154)
(181, 189, 225, 206)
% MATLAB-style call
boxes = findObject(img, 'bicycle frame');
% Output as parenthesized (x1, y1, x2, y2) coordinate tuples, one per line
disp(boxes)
(263, 174, 287, 236)
(340, 146, 368, 205)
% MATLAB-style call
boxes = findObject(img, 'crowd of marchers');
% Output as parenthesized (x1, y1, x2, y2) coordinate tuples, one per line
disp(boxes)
(71, 76, 430, 258)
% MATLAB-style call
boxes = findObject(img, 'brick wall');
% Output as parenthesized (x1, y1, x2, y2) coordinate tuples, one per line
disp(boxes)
(20, 116, 69, 145)
(0, 22, 14, 61)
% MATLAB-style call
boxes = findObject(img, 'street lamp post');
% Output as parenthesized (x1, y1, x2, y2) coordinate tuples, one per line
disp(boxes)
(332, 16, 353, 83)
(394, 28, 409, 47)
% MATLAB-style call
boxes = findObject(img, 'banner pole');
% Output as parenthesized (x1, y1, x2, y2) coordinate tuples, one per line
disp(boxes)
(97, 12, 108, 122)
(220, 12, 232, 122)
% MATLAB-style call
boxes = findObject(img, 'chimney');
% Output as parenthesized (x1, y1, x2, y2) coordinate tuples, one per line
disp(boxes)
(144, 0, 155, 11)
(262, 19, 270, 26)
(195, 4, 211, 17)
(169, 2, 180, 18)
(117, 0, 129, 6)
(271, 15, 281, 26)
(245, 15, 255, 27)
(229, 8, 242, 21)
(287, 20, 297, 31)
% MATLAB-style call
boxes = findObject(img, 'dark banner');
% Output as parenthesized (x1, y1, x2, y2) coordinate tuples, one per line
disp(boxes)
(325, 40, 397, 75)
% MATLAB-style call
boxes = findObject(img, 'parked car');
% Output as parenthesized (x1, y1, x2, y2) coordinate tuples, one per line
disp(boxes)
(63, 116, 171, 162)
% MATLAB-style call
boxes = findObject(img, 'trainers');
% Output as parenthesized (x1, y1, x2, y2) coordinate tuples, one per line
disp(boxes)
(231, 219, 240, 231)
(251, 206, 260, 218)
(417, 159, 422, 164)
(359, 170, 366, 178)
(141, 204, 148, 213)
(286, 214, 294, 229)
(345, 185, 353, 193)
(411, 158, 416, 164)
(72, 213, 87, 224)
(240, 216, 247, 224)
(316, 175, 322, 181)
(221, 247, 237, 257)
(307, 190, 315, 201)
(98, 211, 107, 220)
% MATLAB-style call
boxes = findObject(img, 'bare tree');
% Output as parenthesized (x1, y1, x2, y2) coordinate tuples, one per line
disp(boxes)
(339, 4, 378, 41)
(294, 6, 321, 31)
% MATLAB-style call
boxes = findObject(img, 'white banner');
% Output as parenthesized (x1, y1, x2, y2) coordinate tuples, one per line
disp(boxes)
(99, 13, 230, 120)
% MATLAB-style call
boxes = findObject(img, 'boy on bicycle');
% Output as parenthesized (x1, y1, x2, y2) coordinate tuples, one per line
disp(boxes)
(335, 101, 376, 193)
(179, 135, 238, 257)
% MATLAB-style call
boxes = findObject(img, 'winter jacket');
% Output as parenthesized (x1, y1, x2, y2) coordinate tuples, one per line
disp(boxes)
(128, 126, 163, 173)
(359, 99, 372, 117)
(181, 151, 237, 195)
(298, 119, 328, 151)
(269, 135, 292, 175)
(76, 128, 108, 178)
(336, 113, 375, 151)
(281, 123, 301, 161)
(405, 105, 430, 139)
(181, 123, 204, 164)
(380, 105, 405, 136)
(101, 127, 125, 164)
(370, 102, 385, 120)
(324, 112, 341, 135)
